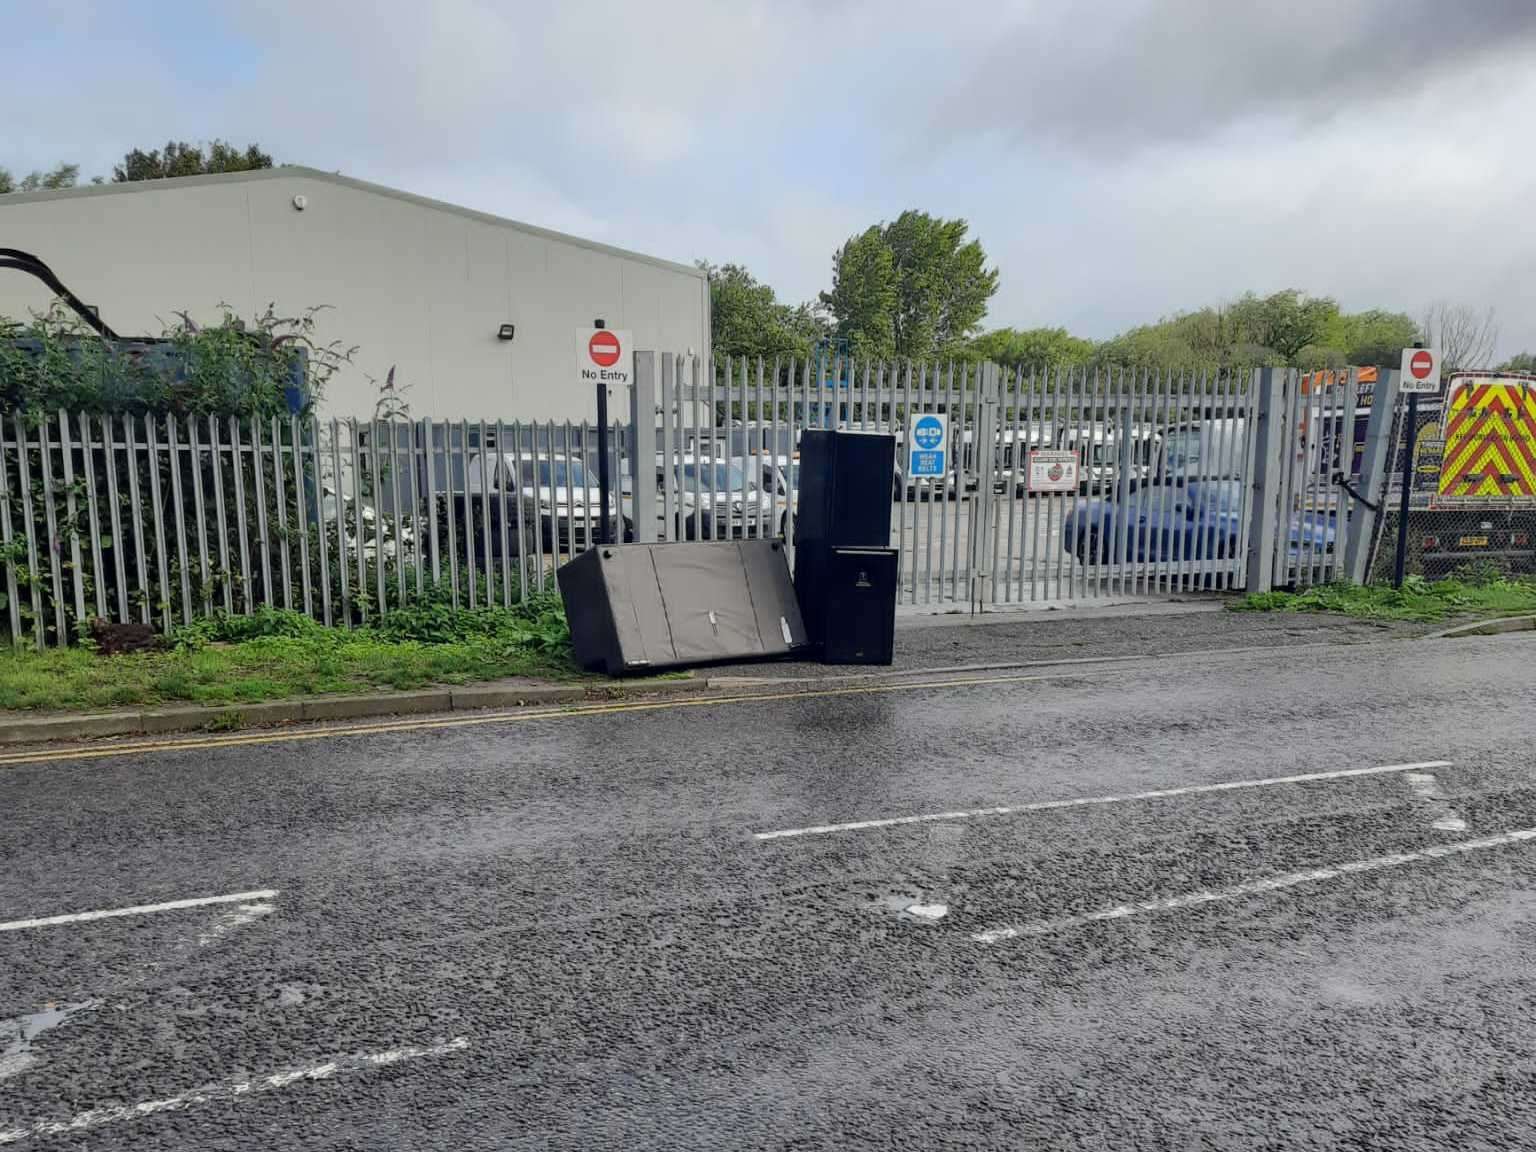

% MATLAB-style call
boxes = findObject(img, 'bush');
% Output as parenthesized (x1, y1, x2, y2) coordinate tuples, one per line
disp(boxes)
(0, 302, 353, 417)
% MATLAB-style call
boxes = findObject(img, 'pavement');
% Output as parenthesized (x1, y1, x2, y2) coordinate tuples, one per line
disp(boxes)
(715, 599, 1441, 682)
(4, 629, 1536, 1148)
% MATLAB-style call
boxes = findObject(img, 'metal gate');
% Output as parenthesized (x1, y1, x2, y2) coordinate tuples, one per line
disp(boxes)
(633, 354, 1356, 609)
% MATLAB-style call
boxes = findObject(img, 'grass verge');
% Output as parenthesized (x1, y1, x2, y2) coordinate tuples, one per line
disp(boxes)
(0, 595, 580, 712)
(1233, 576, 1536, 622)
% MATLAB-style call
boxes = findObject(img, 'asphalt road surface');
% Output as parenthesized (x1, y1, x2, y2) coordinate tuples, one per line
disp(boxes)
(5, 632, 1536, 1149)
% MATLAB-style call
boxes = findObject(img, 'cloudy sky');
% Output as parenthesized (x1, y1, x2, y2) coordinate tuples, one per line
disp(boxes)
(7, 0, 1536, 354)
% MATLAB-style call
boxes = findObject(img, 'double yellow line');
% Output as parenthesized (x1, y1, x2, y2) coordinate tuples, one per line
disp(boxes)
(0, 671, 1054, 767)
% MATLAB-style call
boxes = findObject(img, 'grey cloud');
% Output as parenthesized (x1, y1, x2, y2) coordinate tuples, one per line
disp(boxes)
(941, 0, 1536, 152)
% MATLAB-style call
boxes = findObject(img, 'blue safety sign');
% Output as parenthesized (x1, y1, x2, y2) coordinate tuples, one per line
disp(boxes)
(908, 413, 948, 478)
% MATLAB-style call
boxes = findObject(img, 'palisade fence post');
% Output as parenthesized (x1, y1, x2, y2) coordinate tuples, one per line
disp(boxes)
(144, 418, 171, 635)
(421, 418, 439, 592)
(187, 416, 212, 616)
(79, 413, 108, 620)
(164, 415, 193, 625)
(271, 415, 292, 612)
(55, 410, 87, 630)
(209, 414, 233, 615)
(630, 352, 658, 544)
(409, 419, 425, 600)
(387, 420, 405, 608)
(350, 419, 367, 620)
(0, 424, 20, 642)
(1245, 367, 1286, 594)
(251, 416, 271, 611)
(496, 419, 511, 606)
(123, 417, 150, 626)
(292, 415, 313, 618)
(38, 414, 69, 640)
(371, 420, 387, 615)
(229, 416, 251, 614)
(331, 417, 351, 625)
(442, 419, 459, 608)
(510, 423, 529, 599)
(460, 419, 476, 609)
(1345, 366, 1400, 585)
(102, 416, 129, 622)
(312, 417, 332, 627)
(15, 414, 44, 646)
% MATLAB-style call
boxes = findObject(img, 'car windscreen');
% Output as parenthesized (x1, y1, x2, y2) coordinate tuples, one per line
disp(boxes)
(519, 460, 587, 487)
(681, 463, 749, 490)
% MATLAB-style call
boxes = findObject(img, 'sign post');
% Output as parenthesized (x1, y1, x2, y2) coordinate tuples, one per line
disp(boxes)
(578, 328, 633, 546)
(1393, 344, 1440, 587)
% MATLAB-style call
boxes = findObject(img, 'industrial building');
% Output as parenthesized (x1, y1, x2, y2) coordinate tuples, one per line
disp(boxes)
(0, 166, 709, 421)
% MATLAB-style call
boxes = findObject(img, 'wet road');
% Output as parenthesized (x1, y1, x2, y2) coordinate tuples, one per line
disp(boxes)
(4, 633, 1536, 1148)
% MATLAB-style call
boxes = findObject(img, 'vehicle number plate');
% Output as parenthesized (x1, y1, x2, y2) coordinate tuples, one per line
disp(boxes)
(1458, 535, 1490, 547)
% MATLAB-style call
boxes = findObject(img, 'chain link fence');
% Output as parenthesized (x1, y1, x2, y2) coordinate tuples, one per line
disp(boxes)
(1368, 375, 1536, 584)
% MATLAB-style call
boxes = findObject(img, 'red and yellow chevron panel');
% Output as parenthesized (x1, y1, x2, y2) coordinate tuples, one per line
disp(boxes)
(1437, 376, 1536, 505)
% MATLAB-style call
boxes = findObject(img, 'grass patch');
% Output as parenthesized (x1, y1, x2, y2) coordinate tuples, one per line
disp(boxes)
(1232, 576, 1536, 622)
(0, 594, 581, 712)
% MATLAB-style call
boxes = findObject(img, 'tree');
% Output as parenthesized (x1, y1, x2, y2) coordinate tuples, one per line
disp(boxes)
(1317, 308, 1419, 368)
(112, 140, 274, 183)
(1498, 351, 1536, 374)
(0, 162, 79, 193)
(1225, 290, 1340, 365)
(967, 327, 1093, 372)
(822, 229, 898, 359)
(822, 211, 998, 361)
(700, 262, 826, 362)
(1421, 302, 1498, 371)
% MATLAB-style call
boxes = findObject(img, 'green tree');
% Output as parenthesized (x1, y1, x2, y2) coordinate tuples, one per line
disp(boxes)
(1315, 308, 1419, 367)
(113, 140, 274, 182)
(700, 262, 826, 361)
(1226, 290, 1340, 364)
(0, 162, 79, 193)
(822, 211, 997, 361)
(1498, 351, 1536, 373)
(967, 326, 1094, 371)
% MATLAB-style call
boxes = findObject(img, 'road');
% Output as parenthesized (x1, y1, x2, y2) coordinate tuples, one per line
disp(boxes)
(4, 633, 1536, 1148)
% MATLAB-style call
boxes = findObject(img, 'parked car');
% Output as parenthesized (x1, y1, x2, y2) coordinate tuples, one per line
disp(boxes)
(622, 455, 777, 540)
(1063, 478, 1335, 576)
(465, 452, 621, 553)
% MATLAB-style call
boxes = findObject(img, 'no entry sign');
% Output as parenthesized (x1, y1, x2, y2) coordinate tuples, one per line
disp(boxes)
(577, 328, 632, 386)
(1400, 346, 1441, 394)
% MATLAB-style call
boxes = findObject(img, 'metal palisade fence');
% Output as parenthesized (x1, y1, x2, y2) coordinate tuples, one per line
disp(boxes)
(636, 354, 1356, 611)
(1, 360, 1363, 647)
(0, 412, 622, 647)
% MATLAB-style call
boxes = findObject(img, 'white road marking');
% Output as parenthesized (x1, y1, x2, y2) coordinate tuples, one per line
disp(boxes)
(754, 760, 1454, 841)
(197, 901, 275, 946)
(972, 825, 1536, 944)
(0, 1036, 469, 1145)
(905, 903, 949, 921)
(1404, 771, 1469, 833)
(0, 889, 278, 935)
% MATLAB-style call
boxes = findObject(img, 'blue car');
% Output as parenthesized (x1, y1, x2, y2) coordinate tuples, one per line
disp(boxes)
(1063, 479, 1336, 572)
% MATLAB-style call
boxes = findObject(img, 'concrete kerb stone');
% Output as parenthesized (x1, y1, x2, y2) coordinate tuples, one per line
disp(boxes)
(1430, 614, 1536, 640)
(0, 674, 714, 746)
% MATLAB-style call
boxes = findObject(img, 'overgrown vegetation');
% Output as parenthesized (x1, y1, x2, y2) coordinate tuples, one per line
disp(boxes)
(1233, 576, 1536, 622)
(0, 593, 576, 712)
(0, 302, 352, 416)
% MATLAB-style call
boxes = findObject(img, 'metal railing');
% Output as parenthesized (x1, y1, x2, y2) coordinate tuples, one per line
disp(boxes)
(2, 361, 1367, 646)
(0, 412, 619, 647)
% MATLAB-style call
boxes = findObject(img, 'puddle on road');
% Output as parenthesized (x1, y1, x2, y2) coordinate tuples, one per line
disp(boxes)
(870, 893, 949, 922)
(0, 999, 98, 1082)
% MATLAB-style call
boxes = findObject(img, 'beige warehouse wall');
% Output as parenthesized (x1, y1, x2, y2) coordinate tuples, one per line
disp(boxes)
(0, 169, 708, 422)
